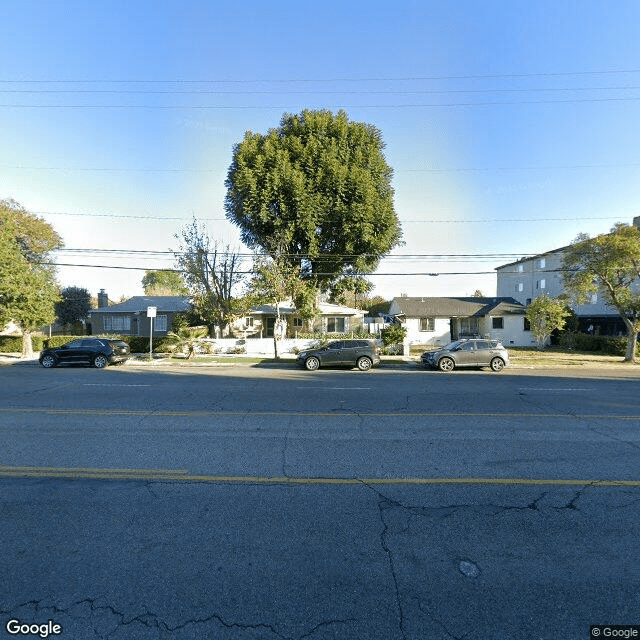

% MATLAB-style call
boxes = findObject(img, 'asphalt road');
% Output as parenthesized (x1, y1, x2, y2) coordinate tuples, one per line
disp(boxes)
(1, 362, 639, 639)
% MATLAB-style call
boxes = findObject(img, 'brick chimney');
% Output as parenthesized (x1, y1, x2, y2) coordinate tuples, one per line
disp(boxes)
(97, 289, 109, 308)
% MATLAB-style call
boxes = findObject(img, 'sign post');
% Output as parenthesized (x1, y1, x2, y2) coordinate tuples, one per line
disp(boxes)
(147, 306, 157, 359)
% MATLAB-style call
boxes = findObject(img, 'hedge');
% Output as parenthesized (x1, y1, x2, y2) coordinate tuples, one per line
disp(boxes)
(0, 335, 46, 352)
(556, 332, 632, 356)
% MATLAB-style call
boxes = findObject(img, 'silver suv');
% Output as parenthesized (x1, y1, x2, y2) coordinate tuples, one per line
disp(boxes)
(422, 339, 509, 372)
(297, 339, 381, 371)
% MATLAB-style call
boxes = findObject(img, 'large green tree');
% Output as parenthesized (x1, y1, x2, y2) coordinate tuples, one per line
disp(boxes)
(224, 109, 402, 300)
(0, 200, 62, 357)
(562, 223, 640, 362)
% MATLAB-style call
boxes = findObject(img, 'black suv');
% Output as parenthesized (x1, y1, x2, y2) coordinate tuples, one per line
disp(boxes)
(39, 338, 130, 369)
(297, 339, 381, 371)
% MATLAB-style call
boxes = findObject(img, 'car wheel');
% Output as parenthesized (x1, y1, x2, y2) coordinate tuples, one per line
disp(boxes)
(490, 357, 505, 372)
(438, 357, 455, 372)
(356, 356, 372, 371)
(40, 354, 57, 368)
(305, 356, 320, 371)
(93, 354, 108, 369)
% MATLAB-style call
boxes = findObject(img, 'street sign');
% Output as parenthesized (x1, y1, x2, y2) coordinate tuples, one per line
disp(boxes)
(147, 306, 157, 318)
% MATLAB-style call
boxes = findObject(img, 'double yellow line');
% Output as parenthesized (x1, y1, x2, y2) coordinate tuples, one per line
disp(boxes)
(1, 465, 639, 486)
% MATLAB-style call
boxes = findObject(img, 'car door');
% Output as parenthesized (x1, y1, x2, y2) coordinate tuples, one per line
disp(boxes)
(322, 341, 346, 366)
(474, 341, 493, 367)
(58, 339, 86, 365)
(454, 341, 477, 367)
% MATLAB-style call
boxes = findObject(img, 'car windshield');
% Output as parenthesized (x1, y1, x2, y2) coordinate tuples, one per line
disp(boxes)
(443, 340, 464, 351)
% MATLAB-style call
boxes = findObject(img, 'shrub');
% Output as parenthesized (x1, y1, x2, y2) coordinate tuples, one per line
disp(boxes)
(557, 332, 629, 356)
(0, 335, 45, 352)
(380, 324, 407, 347)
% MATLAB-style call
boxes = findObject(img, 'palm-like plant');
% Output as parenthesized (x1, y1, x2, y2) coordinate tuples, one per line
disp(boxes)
(165, 326, 208, 359)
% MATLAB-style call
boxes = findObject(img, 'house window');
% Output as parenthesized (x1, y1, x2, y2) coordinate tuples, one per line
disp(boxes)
(524, 317, 531, 331)
(591, 293, 598, 304)
(516, 283, 523, 293)
(103, 315, 131, 332)
(293, 317, 303, 329)
(155, 315, 167, 332)
(326, 317, 345, 333)
(245, 317, 254, 327)
(419, 317, 435, 332)
(492, 317, 504, 329)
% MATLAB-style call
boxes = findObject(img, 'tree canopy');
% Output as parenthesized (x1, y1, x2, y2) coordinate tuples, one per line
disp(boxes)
(562, 223, 640, 362)
(224, 109, 402, 300)
(142, 270, 189, 296)
(0, 200, 62, 357)
(525, 294, 570, 350)
(173, 218, 243, 336)
(56, 286, 92, 331)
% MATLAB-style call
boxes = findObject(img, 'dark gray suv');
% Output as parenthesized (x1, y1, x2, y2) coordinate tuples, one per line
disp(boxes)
(297, 339, 381, 371)
(422, 339, 509, 372)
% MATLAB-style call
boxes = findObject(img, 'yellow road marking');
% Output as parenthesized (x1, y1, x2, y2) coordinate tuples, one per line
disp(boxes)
(1, 407, 640, 420)
(1, 465, 639, 486)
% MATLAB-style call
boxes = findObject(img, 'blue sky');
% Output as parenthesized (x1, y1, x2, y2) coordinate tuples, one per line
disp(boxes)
(2, 0, 639, 302)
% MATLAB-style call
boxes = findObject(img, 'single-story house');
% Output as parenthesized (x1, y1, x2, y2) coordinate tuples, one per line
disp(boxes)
(388, 296, 534, 347)
(88, 294, 191, 337)
(232, 301, 367, 338)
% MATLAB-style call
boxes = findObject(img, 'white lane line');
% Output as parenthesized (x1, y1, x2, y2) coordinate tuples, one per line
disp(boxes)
(296, 386, 371, 390)
(518, 388, 594, 392)
(81, 383, 152, 387)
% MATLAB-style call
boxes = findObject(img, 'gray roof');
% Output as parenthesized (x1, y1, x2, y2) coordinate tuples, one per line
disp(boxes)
(391, 297, 525, 318)
(91, 296, 191, 314)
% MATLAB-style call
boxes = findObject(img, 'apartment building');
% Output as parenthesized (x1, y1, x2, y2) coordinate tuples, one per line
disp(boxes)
(495, 217, 640, 336)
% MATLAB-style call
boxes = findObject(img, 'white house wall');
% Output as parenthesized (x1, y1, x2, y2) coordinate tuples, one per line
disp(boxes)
(403, 317, 452, 347)
(482, 315, 535, 347)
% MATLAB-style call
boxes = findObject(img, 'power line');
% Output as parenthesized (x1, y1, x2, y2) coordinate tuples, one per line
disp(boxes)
(2, 97, 640, 108)
(2, 68, 640, 83)
(6, 162, 640, 174)
(2, 85, 640, 95)
(33, 210, 626, 224)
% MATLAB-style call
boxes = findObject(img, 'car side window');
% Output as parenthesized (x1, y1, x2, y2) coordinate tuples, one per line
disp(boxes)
(81, 339, 97, 347)
(476, 341, 490, 350)
(460, 342, 474, 351)
(67, 340, 83, 349)
(327, 342, 343, 350)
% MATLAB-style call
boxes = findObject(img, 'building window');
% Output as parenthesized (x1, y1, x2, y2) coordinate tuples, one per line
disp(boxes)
(103, 315, 131, 332)
(419, 317, 435, 332)
(524, 317, 531, 331)
(245, 316, 254, 327)
(326, 317, 345, 333)
(539, 258, 546, 268)
(518, 264, 524, 272)
(536, 279, 546, 290)
(155, 315, 167, 332)
(293, 317, 303, 329)
(492, 317, 504, 329)
(516, 283, 523, 293)
(591, 293, 598, 304)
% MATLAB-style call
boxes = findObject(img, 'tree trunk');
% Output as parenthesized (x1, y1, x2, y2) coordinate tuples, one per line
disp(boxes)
(21, 329, 34, 359)
(623, 318, 638, 363)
